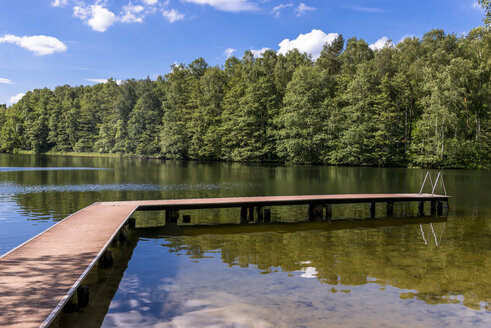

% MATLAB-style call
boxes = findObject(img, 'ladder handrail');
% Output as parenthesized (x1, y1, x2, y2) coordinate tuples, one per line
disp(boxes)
(419, 171, 434, 194)
(431, 171, 447, 196)
(420, 170, 447, 196)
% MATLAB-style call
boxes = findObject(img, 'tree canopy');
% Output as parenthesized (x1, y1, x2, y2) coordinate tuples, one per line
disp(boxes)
(0, 28, 489, 168)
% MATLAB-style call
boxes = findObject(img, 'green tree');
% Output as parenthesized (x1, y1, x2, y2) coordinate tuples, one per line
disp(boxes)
(277, 66, 333, 163)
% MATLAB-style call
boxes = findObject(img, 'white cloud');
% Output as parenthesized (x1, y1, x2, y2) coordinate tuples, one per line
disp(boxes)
(9, 93, 25, 105)
(369, 36, 394, 50)
(298, 266, 318, 278)
(277, 29, 339, 59)
(74, 5, 117, 32)
(398, 34, 416, 43)
(250, 47, 269, 58)
(50, 0, 68, 7)
(0, 78, 14, 84)
(224, 48, 236, 58)
(143, 0, 159, 4)
(272, 3, 292, 18)
(295, 3, 315, 16)
(183, 0, 259, 12)
(0, 34, 67, 55)
(73, 5, 90, 20)
(86, 78, 123, 84)
(120, 4, 145, 23)
(163, 9, 185, 23)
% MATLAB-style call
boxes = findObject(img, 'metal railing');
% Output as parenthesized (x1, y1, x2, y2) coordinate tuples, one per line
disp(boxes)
(419, 170, 447, 196)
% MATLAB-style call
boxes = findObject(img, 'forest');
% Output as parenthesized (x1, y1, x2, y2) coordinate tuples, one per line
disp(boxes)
(0, 27, 489, 168)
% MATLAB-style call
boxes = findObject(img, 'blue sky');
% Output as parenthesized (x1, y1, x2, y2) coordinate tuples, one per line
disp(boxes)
(0, 0, 485, 105)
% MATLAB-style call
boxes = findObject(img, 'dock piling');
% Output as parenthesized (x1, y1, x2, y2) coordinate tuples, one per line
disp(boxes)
(256, 207, 264, 223)
(248, 206, 255, 222)
(369, 202, 376, 218)
(182, 215, 191, 223)
(437, 202, 443, 216)
(387, 202, 394, 217)
(118, 227, 128, 242)
(77, 285, 90, 308)
(240, 207, 248, 223)
(308, 204, 323, 221)
(98, 250, 114, 268)
(165, 209, 179, 224)
(324, 204, 332, 221)
(264, 209, 271, 222)
(430, 201, 436, 215)
(418, 201, 425, 216)
(63, 293, 78, 313)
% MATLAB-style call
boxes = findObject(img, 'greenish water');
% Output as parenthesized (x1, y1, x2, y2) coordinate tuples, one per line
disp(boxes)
(0, 154, 489, 327)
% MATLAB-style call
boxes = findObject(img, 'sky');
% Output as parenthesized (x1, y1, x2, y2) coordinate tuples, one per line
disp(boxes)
(0, 0, 485, 106)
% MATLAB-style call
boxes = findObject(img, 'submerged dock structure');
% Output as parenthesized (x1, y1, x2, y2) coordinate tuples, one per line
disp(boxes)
(0, 192, 449, 328)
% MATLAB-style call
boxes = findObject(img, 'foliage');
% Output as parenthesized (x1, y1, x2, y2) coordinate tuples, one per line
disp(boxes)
(0, 28, 489, 168)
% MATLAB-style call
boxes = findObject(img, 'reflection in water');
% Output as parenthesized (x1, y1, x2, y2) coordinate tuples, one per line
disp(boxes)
(0, 182, 254, 195)
(420, 222, 446, 246)
(0, 167, 109, 172)
(143, 218, 490, 311)
(58, 218, 490, 328)
(0, 154, 489, 327)
(95, 217, 490, 328)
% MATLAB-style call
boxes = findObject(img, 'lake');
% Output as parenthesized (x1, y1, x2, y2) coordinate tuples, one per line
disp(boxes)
(0, 154, 489, 327)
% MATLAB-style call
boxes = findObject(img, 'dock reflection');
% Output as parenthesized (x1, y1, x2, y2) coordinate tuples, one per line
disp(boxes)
(137, 216, 488, 311)
(52, 215, 490, 328)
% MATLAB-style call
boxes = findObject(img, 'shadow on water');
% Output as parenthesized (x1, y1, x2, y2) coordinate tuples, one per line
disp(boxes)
(49, 214, 489, 328)
(51, 230, 145, 328)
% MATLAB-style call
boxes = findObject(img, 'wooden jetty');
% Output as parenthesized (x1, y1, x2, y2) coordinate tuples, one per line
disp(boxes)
(0, 192, 449, 328)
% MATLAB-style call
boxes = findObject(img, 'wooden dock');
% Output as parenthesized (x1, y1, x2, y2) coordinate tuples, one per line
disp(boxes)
(0, 193, 449, 328)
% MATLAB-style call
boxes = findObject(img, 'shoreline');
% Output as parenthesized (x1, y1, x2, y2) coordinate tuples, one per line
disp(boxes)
(4, 150, 488, 170)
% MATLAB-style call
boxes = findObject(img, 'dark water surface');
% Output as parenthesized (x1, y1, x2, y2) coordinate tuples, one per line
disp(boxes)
(0, 154, 489, 327)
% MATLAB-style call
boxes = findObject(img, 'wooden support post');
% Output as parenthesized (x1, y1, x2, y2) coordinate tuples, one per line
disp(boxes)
(308, 204, 323, 221)
(63, 292, 78, 313)
(77, 285, 90, 308)
(418, 201, 425, 216)
(264, 209, 271, 222)
(166, 209, 179, 223)
(128, 218, 136, 229)
(324, 204, 332, 221)
(430, 201, 436, 215)
(369, 202, 376, 219)
(256, 207, 264, 223)
(240, 207, 248, 223)
(248, 206, 255, 222)
(118, 227, 128, 242)
(182, 215, 191, 223)
(387, 202, 394, 217)
(99, 250, 114, 268)
(437, 202, 443, 216)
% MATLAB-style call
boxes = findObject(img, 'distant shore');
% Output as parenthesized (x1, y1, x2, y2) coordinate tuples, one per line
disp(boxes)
(6, 150, 488, 170)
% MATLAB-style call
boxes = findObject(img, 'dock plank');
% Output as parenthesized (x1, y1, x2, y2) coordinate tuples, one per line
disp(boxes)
(0, 203, 137, 328)
(0, 193, 448, 327)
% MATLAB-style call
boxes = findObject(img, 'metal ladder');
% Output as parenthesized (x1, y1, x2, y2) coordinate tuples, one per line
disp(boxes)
(419, 170, 447, 196)
(419, 170, 449, 246)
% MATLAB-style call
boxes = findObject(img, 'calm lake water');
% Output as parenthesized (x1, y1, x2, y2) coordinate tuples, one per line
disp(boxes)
(0, 154, 490, 327)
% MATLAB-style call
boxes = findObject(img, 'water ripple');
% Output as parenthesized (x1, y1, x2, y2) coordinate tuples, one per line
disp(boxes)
(0, 167, 109, 172)
(0, 182, 255, 195)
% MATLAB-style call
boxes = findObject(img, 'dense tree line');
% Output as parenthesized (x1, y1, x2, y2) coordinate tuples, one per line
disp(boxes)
(0, 28, 489, 168)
